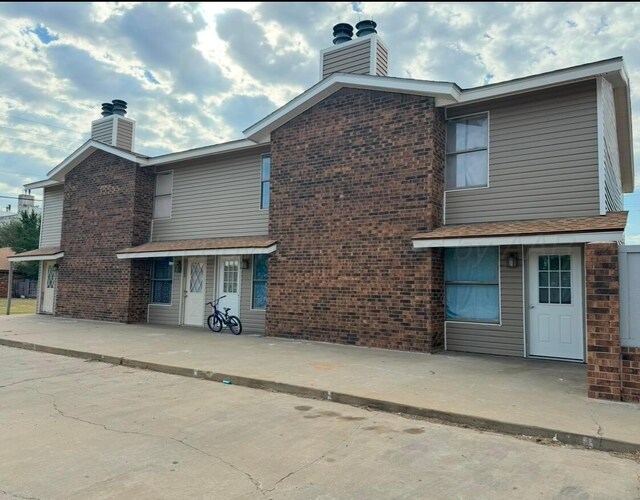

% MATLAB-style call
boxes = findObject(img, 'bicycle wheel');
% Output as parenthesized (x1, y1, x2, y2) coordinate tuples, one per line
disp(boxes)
(207, 314, 223, 333)
(227, 315, 242, 335)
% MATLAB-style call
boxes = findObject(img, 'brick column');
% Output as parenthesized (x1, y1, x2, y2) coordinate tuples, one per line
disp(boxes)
(585, 243, 621, 400)
(621, 347, 640, 403)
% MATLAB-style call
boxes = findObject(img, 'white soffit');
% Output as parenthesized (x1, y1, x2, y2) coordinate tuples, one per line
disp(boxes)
(8, 252, 64, 262)
(117, 244, 278, 259)
(412, 231, 625, 248)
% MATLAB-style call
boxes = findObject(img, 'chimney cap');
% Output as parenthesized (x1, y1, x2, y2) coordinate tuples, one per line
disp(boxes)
(355, 19, 377, 37)
(332, 23, 354, 45)
(111, 99, 128, 116)
(101, 102, 114, 117)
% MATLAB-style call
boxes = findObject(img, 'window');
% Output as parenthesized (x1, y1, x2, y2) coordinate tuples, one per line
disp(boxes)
(445, 247, 499, 323)
(153, 172, 173, 218)
(538, 254, 572, 304)
(260, 155, 270, 209)
(252, 254, 268, 309)
(151, 257, 173, 304)
(445, 113, 489, 190)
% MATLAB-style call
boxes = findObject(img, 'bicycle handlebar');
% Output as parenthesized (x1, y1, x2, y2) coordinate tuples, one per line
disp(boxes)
(207, 295, 227, 307)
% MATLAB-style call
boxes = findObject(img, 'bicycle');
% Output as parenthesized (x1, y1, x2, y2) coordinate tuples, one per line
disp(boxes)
(206, 295, 242, 335)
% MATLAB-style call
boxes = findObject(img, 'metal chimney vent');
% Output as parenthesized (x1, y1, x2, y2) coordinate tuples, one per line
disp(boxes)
(101, 102, 113, 117)
(111, 99, 127, 116)
(332, 23, 354, 45)
(355, 20, 377, 37)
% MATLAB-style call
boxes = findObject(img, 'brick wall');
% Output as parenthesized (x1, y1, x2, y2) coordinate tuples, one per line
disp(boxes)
(586, 243, 622, 400)
(267, 88, 445, 352)
(621, 346, 640, 403)
(0, 271, 7, 297)
(56, 150, 154, 322)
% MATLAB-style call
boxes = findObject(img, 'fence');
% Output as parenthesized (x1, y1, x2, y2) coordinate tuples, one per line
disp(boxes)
(12, 278, 37, 299)
(619, 245, 640, 347)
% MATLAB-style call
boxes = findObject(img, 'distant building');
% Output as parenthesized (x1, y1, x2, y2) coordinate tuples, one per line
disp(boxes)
(0, 192, 40, 226)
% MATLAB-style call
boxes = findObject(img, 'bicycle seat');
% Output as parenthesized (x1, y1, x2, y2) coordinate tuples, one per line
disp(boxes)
(224, 307, 231, 313)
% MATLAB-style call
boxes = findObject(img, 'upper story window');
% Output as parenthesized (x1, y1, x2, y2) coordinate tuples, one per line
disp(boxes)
(261, 155, 271, 209)
(153, 172, 173, 219)
(445, 113, 489, 190)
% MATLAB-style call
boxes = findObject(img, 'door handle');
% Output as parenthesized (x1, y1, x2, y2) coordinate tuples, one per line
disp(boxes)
(530, 305, 535, 309)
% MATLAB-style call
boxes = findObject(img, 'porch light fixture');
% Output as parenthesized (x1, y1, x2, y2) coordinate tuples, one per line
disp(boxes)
(507, 252, 518, 269)
(241, 257, 250, 270)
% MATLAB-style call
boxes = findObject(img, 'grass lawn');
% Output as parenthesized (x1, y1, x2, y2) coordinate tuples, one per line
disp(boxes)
(0, 298, 37, 315)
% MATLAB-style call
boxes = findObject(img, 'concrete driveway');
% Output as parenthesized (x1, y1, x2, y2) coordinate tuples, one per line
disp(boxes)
(1, 346, 639, 499)
(1, 315, 639, 452)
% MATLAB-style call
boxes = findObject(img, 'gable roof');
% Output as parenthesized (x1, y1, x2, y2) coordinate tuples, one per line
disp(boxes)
(243, 57, 633, 191)
(25, 138, 264, 190)
(25, 58, 633, 193)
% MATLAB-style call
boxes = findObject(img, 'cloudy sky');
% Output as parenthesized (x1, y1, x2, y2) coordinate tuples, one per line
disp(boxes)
(0, 2, 638, 240)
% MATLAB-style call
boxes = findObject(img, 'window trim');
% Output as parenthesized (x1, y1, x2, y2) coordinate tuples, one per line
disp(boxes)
(444, 246, 501, 325)
(251, 254, 268, 310)
(150, 257, 173, 306)
(444, 111, 490, 192)
(260, 154, 271, 210)
(153, 170, 173, 220)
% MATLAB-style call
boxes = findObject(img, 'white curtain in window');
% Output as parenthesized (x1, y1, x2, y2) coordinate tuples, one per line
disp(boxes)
(445, 247, 499, 322)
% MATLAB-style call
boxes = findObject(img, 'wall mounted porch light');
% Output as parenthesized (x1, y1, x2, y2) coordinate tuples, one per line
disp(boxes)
(507, 252, 519, 269)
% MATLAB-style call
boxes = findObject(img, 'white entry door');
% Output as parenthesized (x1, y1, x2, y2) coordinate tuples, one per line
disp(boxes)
(218, 256, 240, 318)
(41, 261, 57, 314)
(528, 247, 584, 360)
(184, 257, 206, 326)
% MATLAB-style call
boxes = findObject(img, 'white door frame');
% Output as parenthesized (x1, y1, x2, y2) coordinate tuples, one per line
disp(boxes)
(217, 255, 241, 319)
(183, 256, 207, 326)
(41, 260, 58, 314)
(527, 246, 585, 361)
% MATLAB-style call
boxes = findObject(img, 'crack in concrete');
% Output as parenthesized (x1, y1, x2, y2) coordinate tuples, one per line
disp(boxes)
(32, 388, 266, 497)
(0, 488, 39, 500)
(266, 421, 364, 494)
(0, 366, 111, 390)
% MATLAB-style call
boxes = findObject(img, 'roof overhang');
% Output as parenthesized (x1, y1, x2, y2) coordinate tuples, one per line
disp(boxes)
(148, 139, 266, 167)
(243, 73, 462, 143)
(412, 212, 627, 248)
(26, 138, 268, 189)
(244, 59, 633, 188)
(8, 247, 64, 262)
(46, 140, 150, 183)
(24, 179, 63, 190)
(116, 237, 278, 259)
(413, 231, 624, 248)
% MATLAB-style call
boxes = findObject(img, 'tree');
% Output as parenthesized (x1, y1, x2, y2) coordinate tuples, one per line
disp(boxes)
(0, 211, 41, 280)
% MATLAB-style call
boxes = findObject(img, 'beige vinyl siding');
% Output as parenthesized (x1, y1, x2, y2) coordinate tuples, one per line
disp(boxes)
(152, 148, 269, 241)
(40, 185, 64, 247)
(445, 80, 600, 224)
(148, 257, 182, 325)
(116, 119, 134, 151)
(375, 43, 388, 76)
(446, 246, 524, 357)
(91, 119, 112, 144)
(322, 38, 372, 78)
(240, 262, 266, 335)
(600, 79, 624, 212)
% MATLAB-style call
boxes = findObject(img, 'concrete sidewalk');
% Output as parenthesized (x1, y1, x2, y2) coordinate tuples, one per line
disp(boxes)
(1, 315, 638, 452)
